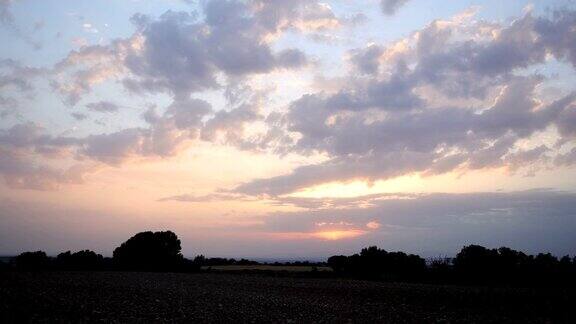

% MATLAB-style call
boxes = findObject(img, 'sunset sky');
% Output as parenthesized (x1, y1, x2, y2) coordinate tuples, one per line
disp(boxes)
(1, 0, 576, 259)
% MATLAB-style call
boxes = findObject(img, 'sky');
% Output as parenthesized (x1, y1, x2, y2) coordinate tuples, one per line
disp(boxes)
(1, 0, 576, 260)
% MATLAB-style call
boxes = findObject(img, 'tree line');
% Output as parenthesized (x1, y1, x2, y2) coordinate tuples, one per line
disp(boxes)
(328, 245, 576, 286)
(3, 231, 199, 272)
(3, 230, 576, 287)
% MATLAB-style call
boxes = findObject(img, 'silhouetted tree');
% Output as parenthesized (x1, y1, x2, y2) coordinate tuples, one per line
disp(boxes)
(237, 258, 259, 266)
(327, 246, 426, 280)
(56, 250, 104, 270)
(452, 245, 576, 285)
(15, 251, 50, 271)
(327, 255, 348, 273)
(195, 256, 259, 266)
(113, 231, 184, 271)
(427, 257, 453, 282)
(454, 245, 499, 282)
(194, 254, 206, 265)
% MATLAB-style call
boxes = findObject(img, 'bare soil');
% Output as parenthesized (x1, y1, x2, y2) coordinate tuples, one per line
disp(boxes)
(0, 271, 572, 323)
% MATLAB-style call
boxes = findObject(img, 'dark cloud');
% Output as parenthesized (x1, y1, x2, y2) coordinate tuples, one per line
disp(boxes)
(349, 44, 383, 75)
(380, 0, 410, 16)
(86, 101, 120, 113)
(70, 112, 87, 121)
(235, 151, 434, 196)
(80, 128, 148, 165)
(263, 189, 576, 256)
(0, 122, 80, 153)
(534, 9, 576, 67)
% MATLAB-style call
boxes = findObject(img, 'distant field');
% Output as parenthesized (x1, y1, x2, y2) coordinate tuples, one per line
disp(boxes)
(1, 271, 573, 322)
(201, 265, 332, 272)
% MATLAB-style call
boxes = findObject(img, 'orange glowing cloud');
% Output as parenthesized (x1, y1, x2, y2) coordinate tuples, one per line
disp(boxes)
(366, 221, 381, 229)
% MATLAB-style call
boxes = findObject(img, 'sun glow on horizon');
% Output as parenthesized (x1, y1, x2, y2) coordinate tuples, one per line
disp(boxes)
(270, 229, 367, 241)
(313, 230, 367, 240)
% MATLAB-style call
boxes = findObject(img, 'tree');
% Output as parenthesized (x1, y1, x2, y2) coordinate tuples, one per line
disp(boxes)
(15, 251, 50, 271)
(454, 245, 499, 276)
(327, 255, 348, 273)
(56, 250, 104, 270)
(327, 246, 426, 280)
(113, 231, 184, 271)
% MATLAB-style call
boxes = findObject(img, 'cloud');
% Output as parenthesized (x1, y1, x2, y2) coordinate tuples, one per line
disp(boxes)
(2, 190, 575, 257)
(201, 92, 265, 148)
(86, 101, 120, 113)
(0, 0, 42, 49)
(0, 122, 80, 154)
(159, 192, 254, 203)
(349, 44, 384, 75)
(80, 128, 148, 165)
(261, 189, 576, 256)
(534, 9, 576, 68)
(70, 112, 87, 121)
(0, 145, 91, 191)
(2, 4, 576, 195)
(0, 0, 14, 25)
(0, 95, 19, 119)
(366, 221, 381, 229)
(0, 123, 95, 190)
(251, 0, 343, 34)
(0, 59, 44, 94)
(236, 78, 574, 196)
(49, 1, 343, 104)
(51, 37, 139, 105)
(80, 96, 213, 164)
(235, 9, 576, 196)
(380, 0, 410, 16)
(123, 1, 314, 98)
(235, 152, 434, 196)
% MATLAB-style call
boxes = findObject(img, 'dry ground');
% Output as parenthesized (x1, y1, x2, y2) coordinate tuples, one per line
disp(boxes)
(0, 271, 573, 323)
